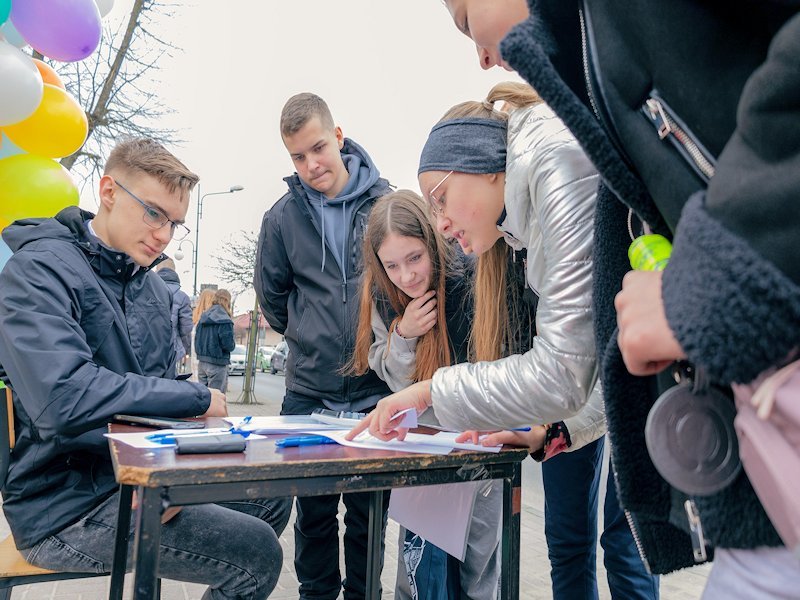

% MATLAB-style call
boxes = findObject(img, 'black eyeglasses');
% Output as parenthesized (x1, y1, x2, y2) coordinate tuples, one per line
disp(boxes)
(115, 180, 191, 241)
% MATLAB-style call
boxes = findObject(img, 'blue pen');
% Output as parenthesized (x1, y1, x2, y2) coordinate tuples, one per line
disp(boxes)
(146, 429, 250, 445)
(511, 427, 532, 432)
(275, 435, 338, 448)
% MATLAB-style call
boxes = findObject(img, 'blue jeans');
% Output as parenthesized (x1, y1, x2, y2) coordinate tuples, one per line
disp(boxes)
(282, 389, 389, 599)
(542, 437, 659, 600)
(24, 491, 292, 600)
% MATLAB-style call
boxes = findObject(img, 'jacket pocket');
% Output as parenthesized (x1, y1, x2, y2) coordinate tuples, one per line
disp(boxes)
(641, 91, 717, 183)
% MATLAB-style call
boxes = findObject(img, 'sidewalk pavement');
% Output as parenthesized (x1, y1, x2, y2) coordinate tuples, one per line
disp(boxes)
(0, 374, 710, 599)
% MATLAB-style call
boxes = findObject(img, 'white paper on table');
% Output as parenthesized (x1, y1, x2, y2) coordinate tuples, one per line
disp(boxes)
(389, 481, 482, 561)
(224, 415, 345, 433)
(105, 428, 266, 449)
(309, 430, 502, 455)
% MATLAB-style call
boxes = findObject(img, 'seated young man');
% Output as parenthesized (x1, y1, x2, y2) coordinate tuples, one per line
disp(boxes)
(0, 138, 290, 600)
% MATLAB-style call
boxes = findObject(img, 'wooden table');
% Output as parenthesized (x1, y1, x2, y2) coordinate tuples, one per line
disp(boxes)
(107, 422, 527, 600)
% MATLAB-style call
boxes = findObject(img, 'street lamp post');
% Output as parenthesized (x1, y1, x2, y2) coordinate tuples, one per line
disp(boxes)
(192, 184, 244, 296)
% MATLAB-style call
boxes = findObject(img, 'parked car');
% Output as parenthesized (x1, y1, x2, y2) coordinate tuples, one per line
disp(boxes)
(270, 341, 289, 375)
(256, 345, 276, 372)
(227, 345, 247, 375)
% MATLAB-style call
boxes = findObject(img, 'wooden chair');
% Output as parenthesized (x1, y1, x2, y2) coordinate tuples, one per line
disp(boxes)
(0, 385, 144, 599)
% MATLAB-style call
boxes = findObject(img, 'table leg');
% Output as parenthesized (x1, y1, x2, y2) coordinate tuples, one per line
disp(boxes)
(109, 484, 133, 600)
(132, 486, 162, 600)
(500, 464, 522, 600)
(365, 490, 384, 599)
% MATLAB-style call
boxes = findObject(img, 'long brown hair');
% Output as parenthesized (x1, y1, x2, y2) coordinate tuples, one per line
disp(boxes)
(434, 82, 542, 361)
(212, 289, 232, 317)
(192, 289, 215, 324)
(350, 190, 453, 382)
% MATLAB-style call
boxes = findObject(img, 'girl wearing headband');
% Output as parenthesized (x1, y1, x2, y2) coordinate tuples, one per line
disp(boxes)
(348, 82, 654, 598)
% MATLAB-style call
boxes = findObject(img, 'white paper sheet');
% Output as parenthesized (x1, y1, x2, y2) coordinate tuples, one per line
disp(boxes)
(223, 415, 346, 433)
(307, 430, 502, 455)
(389, 481, 482, 561)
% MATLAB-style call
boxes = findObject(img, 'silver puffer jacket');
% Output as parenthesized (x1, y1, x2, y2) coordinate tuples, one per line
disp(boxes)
(431, 103, 606, 449)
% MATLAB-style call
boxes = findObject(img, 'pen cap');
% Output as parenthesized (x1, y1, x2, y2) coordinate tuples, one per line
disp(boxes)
(628, 234, 672, 272)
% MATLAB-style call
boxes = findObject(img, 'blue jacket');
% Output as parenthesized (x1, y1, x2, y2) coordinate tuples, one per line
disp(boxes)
(194, 305, 235, 366)
(255, 138, 392, 411)
(0, 207, 211, 549)
(157, 268, 193, 361)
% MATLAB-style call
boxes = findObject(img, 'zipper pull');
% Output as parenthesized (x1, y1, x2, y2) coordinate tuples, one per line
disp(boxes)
(342, 281, 347, 304)
(684, 499, 707, 562)
(645, 98, 673, 140)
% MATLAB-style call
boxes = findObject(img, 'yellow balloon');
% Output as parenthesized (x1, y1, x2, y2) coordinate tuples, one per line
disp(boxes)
(0, 154, 79, 224)
(4, 84, 88, 159)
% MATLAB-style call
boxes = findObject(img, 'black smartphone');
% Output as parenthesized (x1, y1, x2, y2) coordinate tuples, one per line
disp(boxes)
(175, 373, 193, 381)
(113, 414, 205, 429)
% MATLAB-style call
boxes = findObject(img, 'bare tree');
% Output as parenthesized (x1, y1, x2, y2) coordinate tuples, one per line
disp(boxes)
(211, 230, 260, 300)
(49, 0, 180, 189)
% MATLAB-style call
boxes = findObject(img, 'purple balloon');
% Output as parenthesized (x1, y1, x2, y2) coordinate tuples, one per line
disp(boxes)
(11, 0, 101, 62)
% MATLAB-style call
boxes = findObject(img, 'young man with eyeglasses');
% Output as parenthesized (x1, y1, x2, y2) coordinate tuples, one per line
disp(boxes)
(255, 93, 393, 600)
(0, 138, 291, 600)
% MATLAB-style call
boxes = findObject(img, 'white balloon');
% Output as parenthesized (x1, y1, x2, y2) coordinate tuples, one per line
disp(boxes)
(0, 42, 43, 127)
(94, 0, 115, 18)
(0, 21, 28, 49)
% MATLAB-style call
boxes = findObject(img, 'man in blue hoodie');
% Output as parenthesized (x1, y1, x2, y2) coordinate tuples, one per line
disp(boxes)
(255, 93, 392, 600)
(0, 138, 290, 599)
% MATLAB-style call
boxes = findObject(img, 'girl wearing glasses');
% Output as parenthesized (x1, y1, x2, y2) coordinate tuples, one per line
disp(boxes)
(347, 82, 652, 598)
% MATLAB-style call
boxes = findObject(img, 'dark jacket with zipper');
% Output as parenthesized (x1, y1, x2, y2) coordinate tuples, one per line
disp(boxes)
(194, 305, 236, 366)
(502, 0, 800, 574)
(0, 206, 211, 549)
(255, 138, 392, 411)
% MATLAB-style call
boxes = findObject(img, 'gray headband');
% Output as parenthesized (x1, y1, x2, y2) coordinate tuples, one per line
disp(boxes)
(418, 117, 507, 175)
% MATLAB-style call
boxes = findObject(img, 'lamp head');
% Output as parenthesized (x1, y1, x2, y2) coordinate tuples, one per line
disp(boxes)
(174, 249, 185, 261)
(230, 185, 244, 192)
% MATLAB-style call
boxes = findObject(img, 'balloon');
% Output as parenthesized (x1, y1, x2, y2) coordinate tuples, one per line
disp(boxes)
(0, 131, 23, 159)
(0, 155, 79, 226)
(11, 0, 101, 62)
(0, 0, 10, 27)
(0, 20, 27, 48)
(32, 58, 65, 89)
(0, 42, 43, 126)
(5, 84, 88, 159)
(94, 0, 114, 18)
(0, 237, 11, 272)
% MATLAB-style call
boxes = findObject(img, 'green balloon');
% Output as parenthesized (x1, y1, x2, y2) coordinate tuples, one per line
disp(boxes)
(0, 154, 79, 228)
(0, 0, 10, 27)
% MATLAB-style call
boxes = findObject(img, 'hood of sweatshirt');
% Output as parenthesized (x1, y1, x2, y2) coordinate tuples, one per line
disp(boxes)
(298, 138, 380, 273)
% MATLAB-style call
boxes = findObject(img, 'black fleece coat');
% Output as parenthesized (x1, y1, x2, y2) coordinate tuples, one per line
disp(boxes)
(501, 0, 800, 573)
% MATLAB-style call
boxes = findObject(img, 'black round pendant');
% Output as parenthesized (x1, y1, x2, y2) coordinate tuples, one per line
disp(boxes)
(645, 384, 741, 496)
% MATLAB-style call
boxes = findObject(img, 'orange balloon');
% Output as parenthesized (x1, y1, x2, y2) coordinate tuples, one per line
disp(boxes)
(31, 58, 65, 90)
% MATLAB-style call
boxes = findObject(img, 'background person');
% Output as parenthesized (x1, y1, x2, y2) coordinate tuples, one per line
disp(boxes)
(156, 257, 193, 373)
(195, 288, 236, 393)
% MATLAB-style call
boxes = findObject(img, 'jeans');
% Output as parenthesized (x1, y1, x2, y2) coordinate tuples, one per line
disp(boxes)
(199, 361, 229, 392)
(283, 389, 390, 599)
(24, 492, 292, 600)
(541, 436, 659, 600)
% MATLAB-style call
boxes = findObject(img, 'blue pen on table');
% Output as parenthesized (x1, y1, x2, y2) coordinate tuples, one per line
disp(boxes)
(146, 427, 252, 445)
(275, 435, 338, 448)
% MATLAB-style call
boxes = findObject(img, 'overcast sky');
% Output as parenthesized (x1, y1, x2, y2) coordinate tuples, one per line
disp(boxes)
(88, 1, 520, 312)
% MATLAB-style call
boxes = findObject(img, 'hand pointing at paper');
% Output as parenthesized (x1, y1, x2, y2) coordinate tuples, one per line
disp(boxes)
(345, 380, 433, 442)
